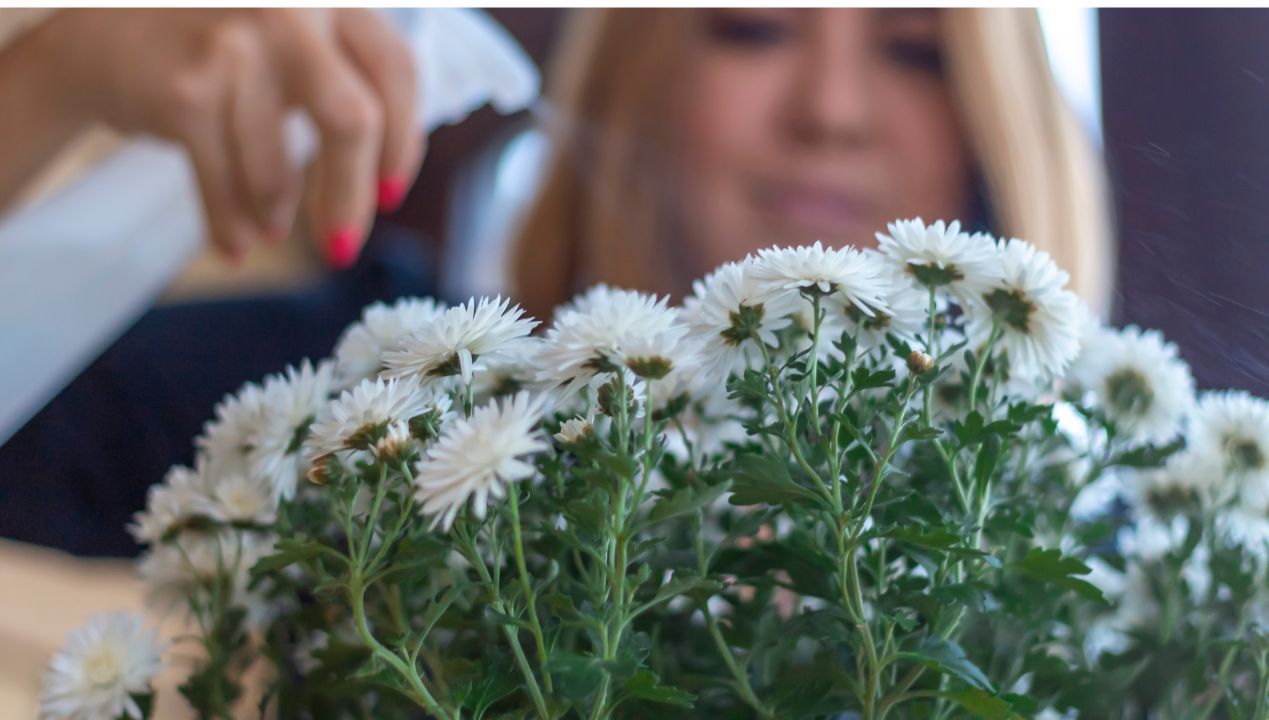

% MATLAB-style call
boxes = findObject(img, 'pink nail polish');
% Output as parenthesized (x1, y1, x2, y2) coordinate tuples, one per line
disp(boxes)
(377, 176, 407, 213)
(326, 227, 360, 270)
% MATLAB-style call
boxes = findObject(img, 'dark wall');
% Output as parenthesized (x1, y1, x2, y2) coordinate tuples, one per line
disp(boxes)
(1101, 9, 1269, 395)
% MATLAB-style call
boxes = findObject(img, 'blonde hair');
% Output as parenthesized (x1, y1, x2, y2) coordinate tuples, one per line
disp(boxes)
(510, 8, 1113, 320)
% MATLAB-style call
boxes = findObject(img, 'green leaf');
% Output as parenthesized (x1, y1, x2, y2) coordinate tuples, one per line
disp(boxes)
(599, 452, 639, 480)
(453, 671, 520, 717)
(650, 573, 724, 608)
(974, 434, 1001, 487)
(953, 411, 985, 446)
(852, 366, 897, 391)
(1011, 548, 1106, 602)
(1111, 437, 1184, 469)
(1007, 401, 1053, 424)
(647, 481, 732, 524)
(622, 669, 695, 707)
(888, 525, 988, 558)
(727, 453, 824, 509)
(250, 538, 330, 578)
(544, 653, 605, 702)
(936, 689, 1019, 719)
(896, 638, 993, 691)
(901, 424, 945, 442)
(487, 609, 533, 632)
(929, 582, 998, 612)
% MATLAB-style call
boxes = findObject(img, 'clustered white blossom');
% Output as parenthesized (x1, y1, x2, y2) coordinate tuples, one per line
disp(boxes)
(49, 216, 1269, 715)
(414, 392, 548, 530)
(332, 297, 447, 390)
(1068, 324, 1194, 445)
(40, 612, 165, 720)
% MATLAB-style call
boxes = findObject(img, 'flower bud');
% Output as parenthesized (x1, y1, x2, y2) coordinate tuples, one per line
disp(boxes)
(907, 350, 935, 376)
(306, 455, 335, 486)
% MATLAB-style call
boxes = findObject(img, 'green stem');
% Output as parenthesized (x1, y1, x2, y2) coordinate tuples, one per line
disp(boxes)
(1194, 601, 1255, 720)
(349, 575, 452, 719)
(508, 488, 554, 692)
(808, 294, 823, 433)
(358, 464, 390, 567)
(757, 340, 834, 505)
(705, 606, 775, 719)
(694, 511, 774, 719)
(459, 523, 552, 720)
(966, 323, 1001, 411)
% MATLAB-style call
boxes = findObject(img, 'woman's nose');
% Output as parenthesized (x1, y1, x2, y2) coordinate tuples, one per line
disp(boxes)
(786, 24, 876, 148)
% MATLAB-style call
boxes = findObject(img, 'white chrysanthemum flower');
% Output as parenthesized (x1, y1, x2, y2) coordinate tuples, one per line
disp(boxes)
(682, 260, 802, 386)
(616, 328, 700, 382)
(205, 473, 277, 527)
(1067, 325, 1194, 445)
(132, 461, 277, 544)
(1121, 452, 1217, 560)
(964, 238, 1082, 381)
(304, 376, 440, 460)
(554, 415, 594, 445)
(381, 296, 538, 384)
(846, 256, 931, 354)
(1220, 472, 1269, 563)
(749, 241, 891, 316)
(1082, 559, 1158, 660)
(40, 612, 165, 720)
(245, 360, 334, 500)
(1189, 390, 1269, 504)
(875, 218, 1002, 305)
(332, 297, 447, 389)
(413, 392, 548, 531)
(138, 530, 276, 623)
(129, 464, 209, 544)
(534, 285, 684, 394)
(469, 337, 543, 403)
(198, 380, 267, 477)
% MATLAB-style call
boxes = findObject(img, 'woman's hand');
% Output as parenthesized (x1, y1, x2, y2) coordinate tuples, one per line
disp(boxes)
(30, 9, 423, 267)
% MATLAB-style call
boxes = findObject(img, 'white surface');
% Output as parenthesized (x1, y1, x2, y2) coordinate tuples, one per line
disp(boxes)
(0, 9, 538, 445)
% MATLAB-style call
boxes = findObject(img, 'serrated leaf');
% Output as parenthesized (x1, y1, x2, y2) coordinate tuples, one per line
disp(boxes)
(936, 689, 1018, 719)
(647, 481, 732, 524)
(896, 638, 993, 691)
(250, 538, 329, 577)
(727, 453, 824, 509)
(852, 366, 897, 391)
(974, 434, 1001, 487)
(622, 669, 695, 707)
(953, 411, 985, 446)
(889, 525, 988, 558)
(544, 653, 605, 702)
(1112, 437, 1184, 469)
(902, 424, 945, 442)
(1011, 548, 1106, 602)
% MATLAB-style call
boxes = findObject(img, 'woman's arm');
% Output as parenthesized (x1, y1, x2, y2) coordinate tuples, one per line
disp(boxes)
(0, 19, 91, 212)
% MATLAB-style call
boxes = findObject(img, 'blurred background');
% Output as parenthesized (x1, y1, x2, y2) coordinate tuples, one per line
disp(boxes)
(151, 8, 1267, 392)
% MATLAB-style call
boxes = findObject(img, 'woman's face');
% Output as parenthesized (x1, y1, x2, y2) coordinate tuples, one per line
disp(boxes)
(675, 8, 973, 273)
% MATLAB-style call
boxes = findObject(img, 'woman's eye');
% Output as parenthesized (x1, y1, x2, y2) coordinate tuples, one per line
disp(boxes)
(886, 38, 945, 75)
(706, 13, 791, 49)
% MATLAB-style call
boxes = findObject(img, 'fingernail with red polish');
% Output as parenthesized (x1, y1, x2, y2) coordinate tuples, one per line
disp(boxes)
(377, 176, 407, 213)
(326, 227, 360, 270)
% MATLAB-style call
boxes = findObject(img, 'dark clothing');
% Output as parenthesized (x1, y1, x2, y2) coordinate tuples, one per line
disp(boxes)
(0, 230, 437, 557)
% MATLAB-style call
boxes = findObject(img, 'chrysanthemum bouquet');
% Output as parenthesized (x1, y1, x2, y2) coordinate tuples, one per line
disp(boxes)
(45, 220, 1269, 720)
